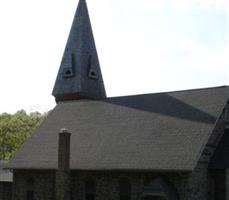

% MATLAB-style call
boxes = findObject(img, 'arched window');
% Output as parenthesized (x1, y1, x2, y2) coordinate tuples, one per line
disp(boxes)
(26, 177, 34, 200)
(85, 178, 96, 200)
(119, 178, 131, 200)
(141, 178, 178, 200)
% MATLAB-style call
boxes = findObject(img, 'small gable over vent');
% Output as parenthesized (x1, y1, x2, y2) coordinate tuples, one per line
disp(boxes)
(61, 49, 74, 79)
(62, 67, 74, 78)
(88, 69, 98, 80)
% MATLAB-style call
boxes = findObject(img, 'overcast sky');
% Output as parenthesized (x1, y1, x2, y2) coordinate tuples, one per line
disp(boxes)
(0, 0, 228, 114)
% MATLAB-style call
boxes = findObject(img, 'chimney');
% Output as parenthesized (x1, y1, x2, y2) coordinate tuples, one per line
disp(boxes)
(58, 128, 71, 170)
(55, 128, 71, 200)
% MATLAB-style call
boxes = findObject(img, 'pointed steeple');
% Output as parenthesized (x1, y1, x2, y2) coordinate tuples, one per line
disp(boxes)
(52, 0, 106, 102)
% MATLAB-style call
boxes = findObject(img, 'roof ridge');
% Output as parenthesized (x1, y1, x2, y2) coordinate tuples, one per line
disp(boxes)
(55, 85, 229, 104)
(107, 85, 229, 99)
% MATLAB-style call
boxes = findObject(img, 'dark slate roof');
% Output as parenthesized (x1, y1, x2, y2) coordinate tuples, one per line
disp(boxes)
(209, 129, 229, 169)
(52, 0, 106, 102)
(0, 160, 12, 182)
(8, 86, 229, 171)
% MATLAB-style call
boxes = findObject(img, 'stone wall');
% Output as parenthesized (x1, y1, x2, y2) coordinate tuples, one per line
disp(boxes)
(15, 161, 229, 200)
(0, 182, 12, 200)
(12, 168, 214, 200)
(185, 163, 210, 200)
(73, 165, 217, 200)
(13, 170, 55, 200)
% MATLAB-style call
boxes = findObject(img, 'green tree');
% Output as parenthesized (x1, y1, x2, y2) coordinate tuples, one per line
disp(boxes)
(0, 110, 46, 160)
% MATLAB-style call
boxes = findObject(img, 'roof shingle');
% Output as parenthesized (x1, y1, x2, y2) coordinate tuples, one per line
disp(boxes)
(8, 86, 229, 171)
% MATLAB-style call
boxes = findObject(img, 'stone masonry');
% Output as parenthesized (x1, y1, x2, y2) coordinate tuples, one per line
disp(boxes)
(0, 182, 12, 200)
(12, 166, 216, 200)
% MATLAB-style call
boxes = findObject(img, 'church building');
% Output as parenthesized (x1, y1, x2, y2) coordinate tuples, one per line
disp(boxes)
(7, 0, 229, 200)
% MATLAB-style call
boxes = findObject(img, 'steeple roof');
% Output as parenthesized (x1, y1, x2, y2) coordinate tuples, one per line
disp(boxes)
(52, 0, 106, 102)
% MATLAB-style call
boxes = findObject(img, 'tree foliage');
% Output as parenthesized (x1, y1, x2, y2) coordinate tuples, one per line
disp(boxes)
(0, 110, 46, 160)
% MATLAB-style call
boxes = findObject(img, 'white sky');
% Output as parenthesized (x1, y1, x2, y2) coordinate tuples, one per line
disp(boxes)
(0, 0, 228, 114)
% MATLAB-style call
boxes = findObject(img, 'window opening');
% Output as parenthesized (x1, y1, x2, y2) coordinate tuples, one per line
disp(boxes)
(119, 178, 131, 200)
(26, 190, 34, 200)
(26, 177, 34, 200)
(85, 178, 96, 200)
